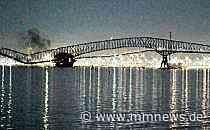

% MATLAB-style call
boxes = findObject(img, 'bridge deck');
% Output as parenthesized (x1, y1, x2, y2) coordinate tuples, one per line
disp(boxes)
(1, 37, 210, 64)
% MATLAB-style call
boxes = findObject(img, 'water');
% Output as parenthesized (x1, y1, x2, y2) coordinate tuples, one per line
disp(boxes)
(0, 66, 210, 130)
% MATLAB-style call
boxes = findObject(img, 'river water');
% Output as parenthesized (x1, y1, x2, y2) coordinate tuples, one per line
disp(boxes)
(0, 66, 209, 130)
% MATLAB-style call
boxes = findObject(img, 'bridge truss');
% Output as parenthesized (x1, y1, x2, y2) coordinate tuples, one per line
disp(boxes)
(1, 37, 210, 68)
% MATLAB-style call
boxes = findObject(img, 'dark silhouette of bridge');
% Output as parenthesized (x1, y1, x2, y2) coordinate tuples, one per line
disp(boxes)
(1, 37, 210, 68)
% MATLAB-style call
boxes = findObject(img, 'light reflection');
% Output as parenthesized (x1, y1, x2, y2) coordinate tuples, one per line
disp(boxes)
(1, 65, 5, 114)
(96, 67, 101, 111)
(89, 67, 92, 110)
(44, 68, 49, 129)
(80, 66, 86, 129)
(128, 67, 132, 110)
(152, 69, 157, 110)
(7, 66, 12, 128)
(83, 67, 86, 99)
(0, 65, 5, 128)
(183, 69, 190, 126)
(1, 57, 210, 129)
(112, 67, 117, 111)
(79, 66, 86, 117)
(195, 69, 199, 109)
(117, 67, 123, 111)
(139, 68, 144, 110)
(184, 69, 189, 112)
(170, 69, 177, 127)
(134, 67, 140, 110)
(171, 69, 176, 112)
(201, 69, 209, 125)
(122, 68, 127, 111)
(82, 67, 86, 111)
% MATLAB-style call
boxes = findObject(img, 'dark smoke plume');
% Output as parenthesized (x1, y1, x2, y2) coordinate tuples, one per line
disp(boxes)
(26, 28, 51, 51)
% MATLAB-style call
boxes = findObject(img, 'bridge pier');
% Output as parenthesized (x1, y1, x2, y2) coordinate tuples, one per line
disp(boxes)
(161, 54, 169, 68)
(156, 50, 174, 69)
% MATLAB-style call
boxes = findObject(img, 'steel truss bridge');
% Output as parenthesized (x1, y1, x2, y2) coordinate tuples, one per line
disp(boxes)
(1, 37, 210, 68)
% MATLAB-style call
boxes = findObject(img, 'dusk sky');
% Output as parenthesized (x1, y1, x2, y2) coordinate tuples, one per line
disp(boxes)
(0, 0, 210, 47)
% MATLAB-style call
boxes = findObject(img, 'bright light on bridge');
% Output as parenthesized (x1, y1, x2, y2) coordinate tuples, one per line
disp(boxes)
(0, 57, 22, 66)
(43, 54, 52, 61)
(74, 51, 162, 68)
(1, 36, 210, 68)
(73, 52, 210, 69)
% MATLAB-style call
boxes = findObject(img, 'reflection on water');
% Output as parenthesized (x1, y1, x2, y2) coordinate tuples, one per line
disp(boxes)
(0, 66, 210, 130)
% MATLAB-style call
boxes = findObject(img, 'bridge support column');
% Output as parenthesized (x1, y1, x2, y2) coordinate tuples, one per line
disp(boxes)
(161, 54, 169, 68)
(156, 50, 173, 69)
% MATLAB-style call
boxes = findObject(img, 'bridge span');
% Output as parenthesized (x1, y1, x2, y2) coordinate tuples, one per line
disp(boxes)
(1, 37, 210, 68)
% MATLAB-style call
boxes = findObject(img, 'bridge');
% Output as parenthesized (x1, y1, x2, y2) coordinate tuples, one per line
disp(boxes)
(1, 37, 210, 68)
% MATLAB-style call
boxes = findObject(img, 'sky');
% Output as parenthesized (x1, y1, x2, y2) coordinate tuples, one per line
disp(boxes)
(0, 0, 210, 47)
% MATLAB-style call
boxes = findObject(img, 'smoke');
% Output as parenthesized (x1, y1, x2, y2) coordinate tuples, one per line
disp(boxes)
(0, 28, 51, 53)
(27, 28, 51, 51)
